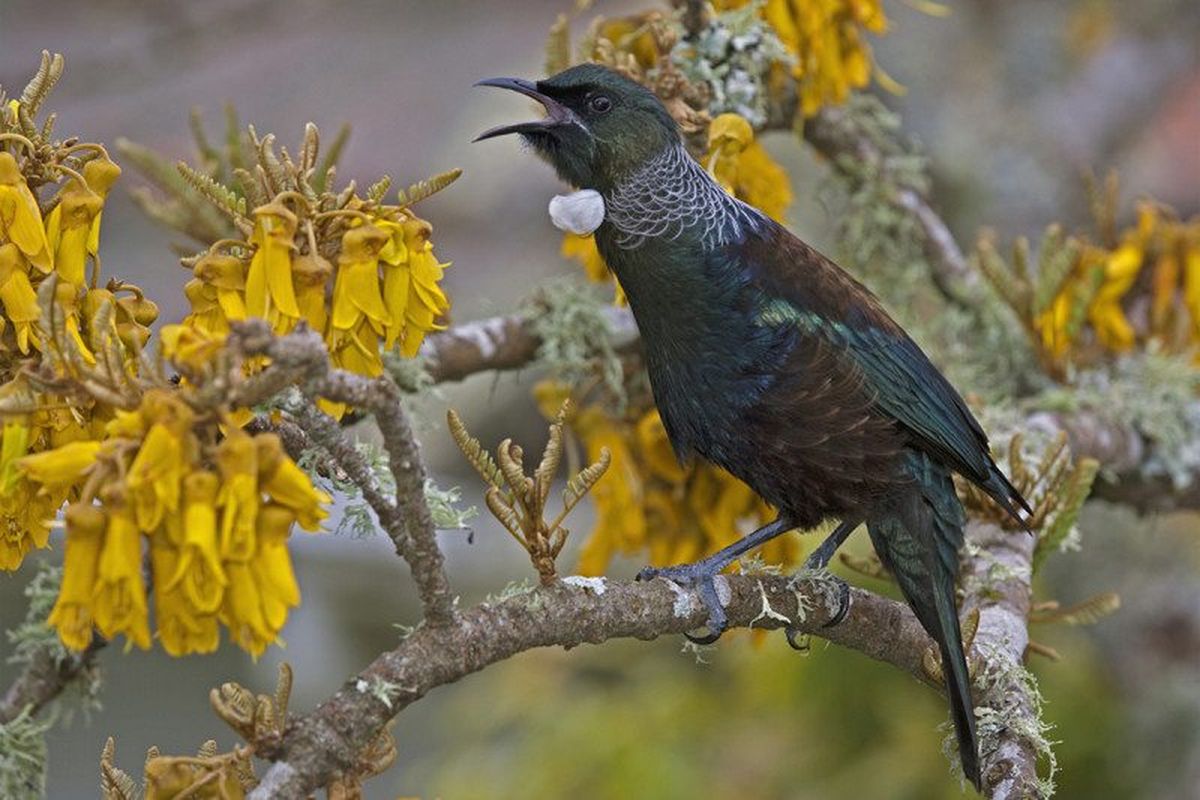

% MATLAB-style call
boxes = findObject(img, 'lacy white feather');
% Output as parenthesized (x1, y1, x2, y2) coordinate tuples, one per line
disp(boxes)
(604, 143, 765, 251)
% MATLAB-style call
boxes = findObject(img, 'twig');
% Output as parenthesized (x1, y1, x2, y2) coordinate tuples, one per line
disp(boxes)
(0, 638, 104, 725)
(229, 321, 456, 626)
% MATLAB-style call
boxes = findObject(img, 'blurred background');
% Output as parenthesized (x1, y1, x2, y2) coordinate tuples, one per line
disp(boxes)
(1, 1, 1198, 797)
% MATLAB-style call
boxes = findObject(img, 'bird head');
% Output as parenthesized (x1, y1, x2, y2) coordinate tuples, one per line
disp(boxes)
(474, 64, 679, 191)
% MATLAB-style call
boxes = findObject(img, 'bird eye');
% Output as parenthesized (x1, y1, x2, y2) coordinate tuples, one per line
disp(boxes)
(587, 94, 613, 114)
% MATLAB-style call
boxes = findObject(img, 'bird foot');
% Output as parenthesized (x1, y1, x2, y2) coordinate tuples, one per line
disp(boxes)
(636, 561, 729, 645)
(801, 549, 852, 628)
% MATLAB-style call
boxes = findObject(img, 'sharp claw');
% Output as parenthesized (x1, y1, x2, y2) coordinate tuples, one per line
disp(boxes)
(785, 626, 810, 652)
(637, 561, 728, 643)
(821, 578, 851, 628)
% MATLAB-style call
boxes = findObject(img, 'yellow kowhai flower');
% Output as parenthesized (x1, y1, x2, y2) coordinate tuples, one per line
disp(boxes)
(0, 242, 42, 353)
(181, 277, 231, 337)
(378, 217, 451, 357)
(125, 390, 195, 532)
(53, 280, 96, 364)
(92, 489, 151, 650)
(215, 430, 259, 561)
(150, 536, 219, 656)
(159, 323, 226, 375)
(244, 201, 301, 329)
(0, 479, 60, 570)
(572, 405, 646, 576)
(0, 419, 31, 494)
(253, 503, 302, 634)
(331, 223, 392, 338)
(193, 252, 248, 322)
(45, 178, 103, 286)
(81, 156, 122, 257)
(706, 113, 793, 222)
(255, 433, 330, 531)
(220, 560, 274, 658)
(0, 151, 51, 271)
(292, 251, 332, 332)
(166, 470, 226, 614)
(19, 439, 100, 491)
(47, 503, 106, 650)
(635, 409, 686, 482)
(1090, 238, 1142, 352)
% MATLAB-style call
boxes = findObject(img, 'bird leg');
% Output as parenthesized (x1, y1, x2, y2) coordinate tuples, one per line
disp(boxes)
(636, 516, 795, 644)
(785, 518, 862, 648)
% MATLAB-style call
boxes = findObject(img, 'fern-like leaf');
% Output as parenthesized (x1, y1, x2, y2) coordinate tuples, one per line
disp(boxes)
(19, 50, 65, 119)
(396, 167, 462, 207)
(1033, 457, 1099, 572)
(447, 409, 506, 491)
(176, 161, 248, 222)
(1030, 592, 1121, 626)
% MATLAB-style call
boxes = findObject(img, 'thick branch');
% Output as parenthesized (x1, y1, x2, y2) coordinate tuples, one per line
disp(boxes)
(962, 522, 1045, 799)
(248, 572, 923, 798)
(250, 516, 1048, 798)
(418, 306, 638, 384)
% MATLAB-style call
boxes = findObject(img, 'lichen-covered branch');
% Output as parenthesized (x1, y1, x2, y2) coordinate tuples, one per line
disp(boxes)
(0, 638, 103, 725)
(417, 305, 639, 384)
(962, 522, 1048, 799)
(248, 517, 1047, 799)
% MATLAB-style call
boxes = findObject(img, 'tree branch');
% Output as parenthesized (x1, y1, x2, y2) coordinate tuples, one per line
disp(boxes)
(0, 637, 103, 725)
(248, 516, 1048, 799)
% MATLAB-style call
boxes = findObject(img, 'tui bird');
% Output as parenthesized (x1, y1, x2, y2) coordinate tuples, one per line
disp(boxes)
(476, 64, 1030, 790)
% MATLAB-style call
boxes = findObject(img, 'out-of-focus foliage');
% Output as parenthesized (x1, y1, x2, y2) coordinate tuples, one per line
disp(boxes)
(976, 176, 1200, 380)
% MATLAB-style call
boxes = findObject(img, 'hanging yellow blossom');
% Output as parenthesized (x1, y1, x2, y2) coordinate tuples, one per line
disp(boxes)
(215, 430, 260, 562)
(82, 156, 122, 257)
(151, 536, 220, 656)
(167, 470, 227, 614)
(0, 151, 52, 271)
(252, 503, 302, 634)
(92, 488, 152, 650)
(45, 178, 103, 286)
(47, 503, 106, 650)
(255, 433, 330, 531)
(125, 390, 195, 532)
(244, 201, 301, 329)
(0, 242, 40, 353)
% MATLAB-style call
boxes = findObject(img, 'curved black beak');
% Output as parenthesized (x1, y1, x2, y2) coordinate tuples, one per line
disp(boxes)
(473, 77, 574, 142)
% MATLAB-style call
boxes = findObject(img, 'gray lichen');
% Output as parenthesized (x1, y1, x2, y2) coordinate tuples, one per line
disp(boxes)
(670, 1, 793, 127)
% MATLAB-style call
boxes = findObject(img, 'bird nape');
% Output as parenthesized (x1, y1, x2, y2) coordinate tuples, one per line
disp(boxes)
(475, 62, 1031, 792)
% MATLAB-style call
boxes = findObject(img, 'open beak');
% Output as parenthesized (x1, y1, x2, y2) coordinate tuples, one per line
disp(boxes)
(473, 77, 574, 142)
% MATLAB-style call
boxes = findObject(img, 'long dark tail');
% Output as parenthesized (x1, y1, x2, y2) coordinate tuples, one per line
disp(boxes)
(868, 452, 981, 790)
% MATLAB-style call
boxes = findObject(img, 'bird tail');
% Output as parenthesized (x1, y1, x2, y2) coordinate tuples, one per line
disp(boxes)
(868, 453, 981, 791)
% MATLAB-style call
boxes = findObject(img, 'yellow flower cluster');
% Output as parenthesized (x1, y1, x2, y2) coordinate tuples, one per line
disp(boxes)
(183, 201, 450, 418)
(535, 383, 800, 576)
(0, 131, 159, 572)
(1037, 201, 1200, 364)
(714, 0, 890, 116)
(21, 389, 329, 656)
